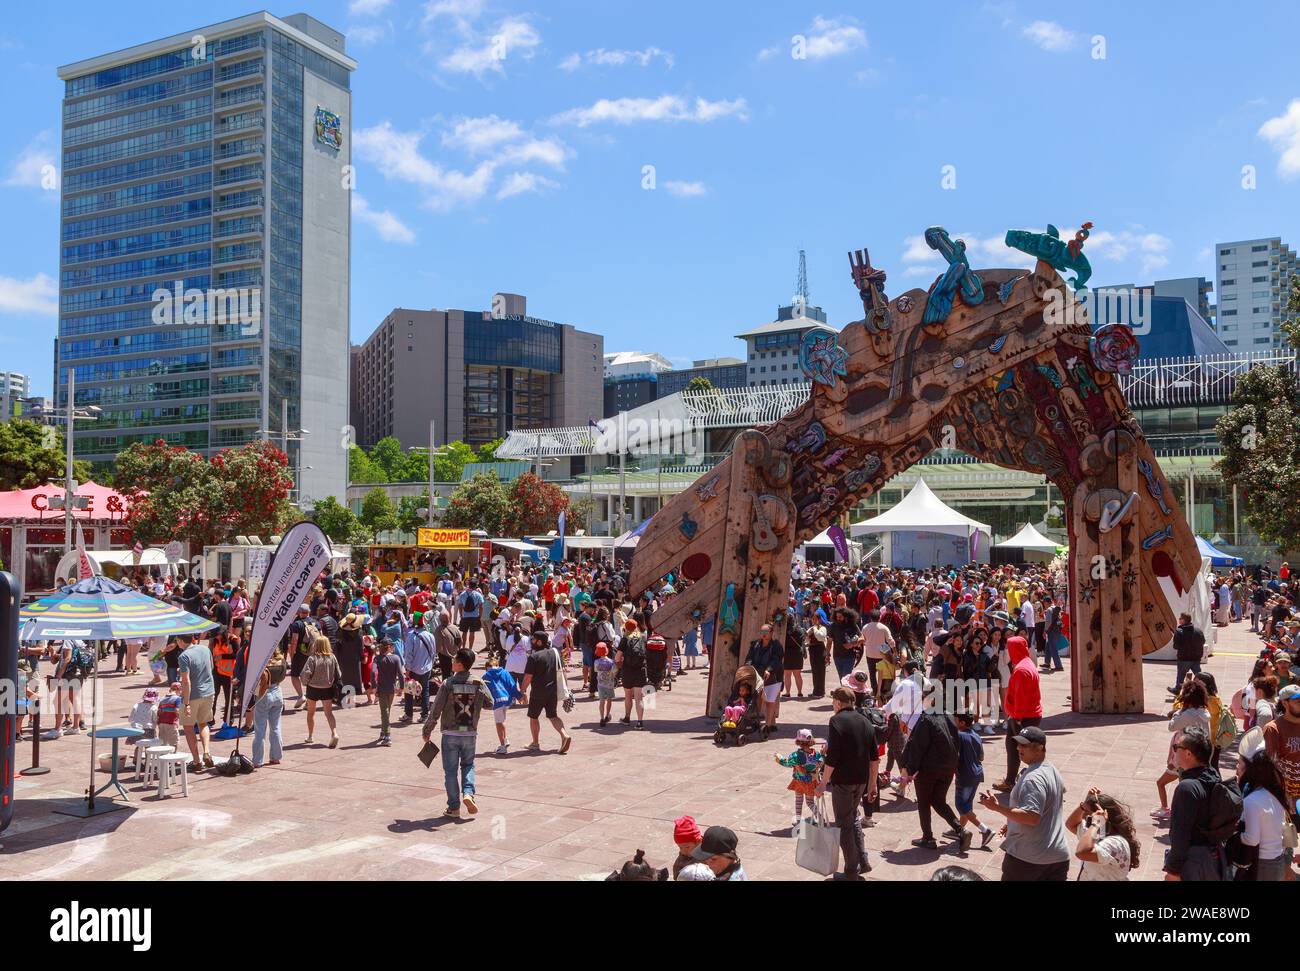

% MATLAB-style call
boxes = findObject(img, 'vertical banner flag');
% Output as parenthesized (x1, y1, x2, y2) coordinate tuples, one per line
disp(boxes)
(827, 524, 849, 562)
(240, 521, 332, 710)
(75, 525, 95, 580)
(550, 510, 566, 565)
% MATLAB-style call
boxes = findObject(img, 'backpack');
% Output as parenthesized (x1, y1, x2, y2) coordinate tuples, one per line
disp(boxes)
(1215, 705, 1239, 751)
(1201, 774, 1245, 846)
(67, 643, 94, 679)
(298, 620, 321, 655)
(861, 705, 889, 741)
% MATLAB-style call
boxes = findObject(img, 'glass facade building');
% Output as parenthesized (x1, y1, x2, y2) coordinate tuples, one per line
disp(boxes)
(57, 13, 355, 504)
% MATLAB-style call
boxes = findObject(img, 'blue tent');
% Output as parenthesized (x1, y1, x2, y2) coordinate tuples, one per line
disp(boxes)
(1195, 535, 1242, 567)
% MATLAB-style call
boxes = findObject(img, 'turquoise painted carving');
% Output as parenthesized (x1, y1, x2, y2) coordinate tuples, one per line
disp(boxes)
(1004, 223, 1093, 293)
(719, 582, 740, 635)
(1141, 524, 1173, 550)
(922, 227, 984, 324)
(799, 330, 849, 387)
(679, 511, 698, 540)
(1137, 457, 1173, 515)
(1036, 363, 1064, 389)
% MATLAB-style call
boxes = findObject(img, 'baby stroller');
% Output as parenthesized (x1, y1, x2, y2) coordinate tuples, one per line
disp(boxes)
(713, 664, 769, 746)
(645, 633, 673, 691)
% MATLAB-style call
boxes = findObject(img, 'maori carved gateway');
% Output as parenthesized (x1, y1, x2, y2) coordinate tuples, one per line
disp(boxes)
(629, 227, 1201, 716)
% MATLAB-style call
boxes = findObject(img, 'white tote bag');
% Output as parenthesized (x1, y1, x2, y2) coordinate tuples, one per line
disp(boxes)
(552, 648, 575, 713)
(795, 797, 840, 877)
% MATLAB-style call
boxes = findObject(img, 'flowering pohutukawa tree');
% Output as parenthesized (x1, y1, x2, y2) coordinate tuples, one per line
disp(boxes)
(115, 438, 295, 549)
(501, 472, 570, 536)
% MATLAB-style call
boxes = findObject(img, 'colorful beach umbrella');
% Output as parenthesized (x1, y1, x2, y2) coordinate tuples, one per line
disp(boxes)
(20, 575, 217, 641)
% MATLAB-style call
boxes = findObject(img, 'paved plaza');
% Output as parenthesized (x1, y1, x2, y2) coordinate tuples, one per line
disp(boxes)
(1, 626, 1261, 881)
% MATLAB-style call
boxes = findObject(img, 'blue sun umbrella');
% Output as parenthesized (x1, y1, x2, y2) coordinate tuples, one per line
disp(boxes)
(20, 575, 218, 816)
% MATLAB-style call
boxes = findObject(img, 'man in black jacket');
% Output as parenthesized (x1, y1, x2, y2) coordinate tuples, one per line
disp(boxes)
(901, 709, 969, 851)
(816, 686, 879, 880)
(1170, 613, 1205, 694)
(1164, 728, 1233, 881)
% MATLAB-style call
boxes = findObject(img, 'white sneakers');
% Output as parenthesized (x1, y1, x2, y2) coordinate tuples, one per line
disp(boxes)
(494, 743, 509, 755)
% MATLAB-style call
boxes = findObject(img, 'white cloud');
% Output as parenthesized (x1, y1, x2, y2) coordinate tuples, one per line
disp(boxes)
(496, 172, 558, 200)
(442, 115, 568, 168)
(550, 95, 748, 127)
(422, 0, 485, 30)
(349, 0, 391, 15)
(347, 23, 391, 46)
(802, 16, 867, 59)
(440, 17, 540, 76)
(1021, 20, 1079, 52)
(352, 193, 415, 243)
(1085, 229, 1172, 276)
(0, 272, 57, 316)
(1259, 99, 1300, 180)
(663, 180, 707, 198)
(559, 47, 674, 71)
(353, 121, 496, 210)
(4, 131, 55, 189)
(761, 16, 866, 61)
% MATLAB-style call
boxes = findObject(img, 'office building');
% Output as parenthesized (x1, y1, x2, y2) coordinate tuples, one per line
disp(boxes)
(602, 351, 671, 417)
(350, 293, 603, 452)
(656, 357, 747, 397)
(1215, 237, 1297, 351)
(56, 12, 355, 506)
(737, 302, 836, 387)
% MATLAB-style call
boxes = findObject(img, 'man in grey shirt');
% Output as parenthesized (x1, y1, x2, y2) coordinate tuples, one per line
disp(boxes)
(178, 634, 217, 770)
(979, 725, 1070, 880)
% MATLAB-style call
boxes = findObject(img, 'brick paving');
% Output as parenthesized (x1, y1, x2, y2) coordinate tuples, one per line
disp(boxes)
(0, 625, 1261, 880)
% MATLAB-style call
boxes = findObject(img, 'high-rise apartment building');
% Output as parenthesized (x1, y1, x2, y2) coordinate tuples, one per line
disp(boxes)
(1215, 237, 1296, 352)
(602, 351, 671, 417)
(349, 293, 603, 453)
(56, 12, 354, 505)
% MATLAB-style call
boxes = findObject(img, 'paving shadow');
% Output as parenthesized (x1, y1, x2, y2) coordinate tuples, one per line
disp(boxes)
(387, 816, 465, 834)
(0, 797, 137, 855)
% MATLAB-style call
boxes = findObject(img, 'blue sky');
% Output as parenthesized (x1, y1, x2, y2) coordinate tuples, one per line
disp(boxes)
(3, 0, 1299, 396)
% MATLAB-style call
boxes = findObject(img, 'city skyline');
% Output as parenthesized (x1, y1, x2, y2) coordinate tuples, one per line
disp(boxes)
(4, 1, 1300, 398)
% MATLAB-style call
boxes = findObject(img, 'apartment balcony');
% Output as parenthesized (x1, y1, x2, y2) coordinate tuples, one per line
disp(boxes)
(215, 59, 264, 87)
(215, 141, 265, 164)
(217, 114, 264, 137)
(215, 86, 265, 114)
(214, 167, 264, 192)
(213, 193, 264, 215)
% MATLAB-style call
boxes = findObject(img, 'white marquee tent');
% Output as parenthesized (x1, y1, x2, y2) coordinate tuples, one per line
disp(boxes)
(849, 478, 991, 568)
(995, 522, 1061, 560)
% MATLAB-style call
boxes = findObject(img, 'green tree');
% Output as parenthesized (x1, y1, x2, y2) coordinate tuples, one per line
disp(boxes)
(397, 489, 432, 533)
(433, 440, 477, 482)
(358, 487, 400, 541)
(310, 496, 365, 544)
(441, 471, 511, 533)
(1218, 277, 1300, 553)
(0, 419, 93, 491)
(348, 445, 383, 485)
(475, 438, 505, 463)
(685, 376, 716, 393)
(368, 436, 406, 481)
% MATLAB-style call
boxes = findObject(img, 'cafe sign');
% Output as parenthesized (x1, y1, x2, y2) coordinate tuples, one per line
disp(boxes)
(417, 527, 472, 549)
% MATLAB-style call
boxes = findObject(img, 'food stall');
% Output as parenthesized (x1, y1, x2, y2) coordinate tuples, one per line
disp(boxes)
(367, 528, 483, 586)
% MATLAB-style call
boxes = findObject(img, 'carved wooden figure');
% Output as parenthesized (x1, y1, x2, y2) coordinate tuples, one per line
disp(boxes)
(629, 231, 1199, 715)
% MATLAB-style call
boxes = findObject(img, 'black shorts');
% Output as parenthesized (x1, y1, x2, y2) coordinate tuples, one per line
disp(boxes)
(290, 651, 308, 678)
(461, 617, 482, 632)
(305, 684, 334, 702)
(527, 691, 558, 719)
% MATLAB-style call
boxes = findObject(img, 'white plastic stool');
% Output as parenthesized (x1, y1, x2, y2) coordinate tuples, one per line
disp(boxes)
(156, 753, 190, 798)
(132, 738, 158, 776)
(141, 745, 174, 786)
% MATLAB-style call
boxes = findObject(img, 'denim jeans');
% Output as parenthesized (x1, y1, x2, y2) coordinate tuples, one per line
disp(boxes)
(1042, 633, 1063, 670)
(252, 687, 283, 766)
(441, 733, 477, 811)
(1174, 659, 1202, 688)
(833, 653, 856, 680)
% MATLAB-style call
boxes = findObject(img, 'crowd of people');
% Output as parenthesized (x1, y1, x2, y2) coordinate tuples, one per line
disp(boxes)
(14, 551, 1300, 881)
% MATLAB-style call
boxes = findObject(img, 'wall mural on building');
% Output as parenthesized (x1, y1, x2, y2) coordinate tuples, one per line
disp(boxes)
(314, 107, 342, 150)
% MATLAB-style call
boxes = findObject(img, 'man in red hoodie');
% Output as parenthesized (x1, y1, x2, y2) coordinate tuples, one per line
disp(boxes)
(993, 635, 1042, 792)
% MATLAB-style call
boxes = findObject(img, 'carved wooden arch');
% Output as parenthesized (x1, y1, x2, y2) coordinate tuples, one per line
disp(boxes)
(629, 246, 1200, 715)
